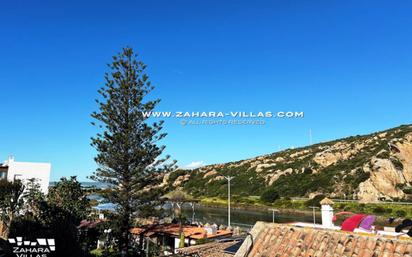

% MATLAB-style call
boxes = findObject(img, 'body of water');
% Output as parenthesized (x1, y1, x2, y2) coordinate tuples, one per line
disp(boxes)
(86, 189, 320, 228)
(50, 181, 109, 188)
(91, 197, 319, 228)
(180, 205, 319, 229)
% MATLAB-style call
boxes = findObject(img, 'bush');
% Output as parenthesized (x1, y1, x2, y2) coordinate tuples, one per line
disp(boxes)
(376, 151, 390, 159)
(343, 205, 353, 211)
(403, 188, 412, 194)
(396, 183, 406, 190)
(372, 206, 386, 214)
(391, 158, 404, 170)
(272, 198, 294, 208)
(396, 210, 407, 217)
(303, 167, 313, 174)
(260, 188, 280, 203)
(239, 192, 248, 197)
(168, 170, 188, 184)
(304, 194, 325, 208)
(357, 203, 366, 212)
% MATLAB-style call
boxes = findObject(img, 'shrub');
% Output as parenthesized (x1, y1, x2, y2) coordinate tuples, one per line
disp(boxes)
(376, 151, 390, 159)
(357, 203, 366, 212)
(391, 158, 404, 170)
(396, 210, 407, 217)
(260, 188, 280, 203)
(168, 170, 188, 184)
(373, 206, 386, 214)
(343, 205, 353, 211)
(305, 194, 325, 208)
(396, 183, 405, 190)
(239, 192, 248, 197)
(273, 198, 294, 208)
(303, 167, 313, 174)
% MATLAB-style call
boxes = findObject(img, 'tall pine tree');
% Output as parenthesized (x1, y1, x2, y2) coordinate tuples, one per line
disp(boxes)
(91, 47, 175, 256)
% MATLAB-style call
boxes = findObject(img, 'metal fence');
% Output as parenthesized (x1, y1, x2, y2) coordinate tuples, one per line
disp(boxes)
(290, 197, 412, 205)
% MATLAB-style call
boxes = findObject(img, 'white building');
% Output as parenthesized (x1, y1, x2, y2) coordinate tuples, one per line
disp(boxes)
(0, 156, 51, 194)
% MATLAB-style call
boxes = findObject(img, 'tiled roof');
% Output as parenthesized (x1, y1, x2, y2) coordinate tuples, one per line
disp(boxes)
(234, 222, 412, 257)
(320, 197, 334, 205)
(177, 240, 238, 257)
(130, 227, 144, 235)
(77, 219, 103, 229)
(130, 224, 232, 239)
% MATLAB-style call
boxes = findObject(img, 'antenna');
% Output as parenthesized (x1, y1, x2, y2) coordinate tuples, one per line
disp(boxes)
(309, 129, 313, 146)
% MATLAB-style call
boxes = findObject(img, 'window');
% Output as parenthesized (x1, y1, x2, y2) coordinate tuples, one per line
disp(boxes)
(0, 171, 7, 179)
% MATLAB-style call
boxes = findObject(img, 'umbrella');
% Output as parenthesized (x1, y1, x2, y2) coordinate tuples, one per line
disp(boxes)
(358, 215, 376, 231)
(341, 214, 366, 232)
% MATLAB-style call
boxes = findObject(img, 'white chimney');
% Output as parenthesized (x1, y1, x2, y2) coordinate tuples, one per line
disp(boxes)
(320, 198, 334, 228)
(5, 155, 14, 165)
(205, 224, 217, 235)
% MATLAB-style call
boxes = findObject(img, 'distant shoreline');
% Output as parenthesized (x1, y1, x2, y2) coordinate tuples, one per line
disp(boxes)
(49, 181, 109, 188)
(58, 182, 408, 227)
(198, 200, 315, 216)
(197, 200, 397, 227)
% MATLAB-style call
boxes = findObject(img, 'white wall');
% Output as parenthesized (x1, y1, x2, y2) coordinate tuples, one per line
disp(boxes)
(174, 238, 180, 252)
(6, 158, 51, 194)
(321, 204, 334, 228)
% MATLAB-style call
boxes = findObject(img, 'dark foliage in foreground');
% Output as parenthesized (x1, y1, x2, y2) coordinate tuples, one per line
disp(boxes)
(9, 202, 85, 257)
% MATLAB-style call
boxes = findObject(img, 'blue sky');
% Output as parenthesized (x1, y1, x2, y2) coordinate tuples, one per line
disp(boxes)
(1, 0, 411, 181)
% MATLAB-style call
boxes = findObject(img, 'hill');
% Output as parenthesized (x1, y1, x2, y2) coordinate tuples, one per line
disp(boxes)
(163, 124, 412, 202)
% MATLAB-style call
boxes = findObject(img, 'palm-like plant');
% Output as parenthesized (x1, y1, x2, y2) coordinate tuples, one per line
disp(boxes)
(162, 190, 194, 248)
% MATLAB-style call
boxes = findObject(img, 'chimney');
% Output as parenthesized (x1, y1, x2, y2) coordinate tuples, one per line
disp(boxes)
(6, 155, 14, 165)
(320, 198, 334, 228)
(205, 224, 217, 235)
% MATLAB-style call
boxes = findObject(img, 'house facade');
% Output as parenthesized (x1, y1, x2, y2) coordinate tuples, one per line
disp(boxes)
(0, 156, 51, 194)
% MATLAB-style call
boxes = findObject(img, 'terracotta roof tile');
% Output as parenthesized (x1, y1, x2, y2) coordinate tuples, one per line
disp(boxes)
(177, 240, 239, 257)
(234, 222, 412, 257)
(130, 224, 231, 239)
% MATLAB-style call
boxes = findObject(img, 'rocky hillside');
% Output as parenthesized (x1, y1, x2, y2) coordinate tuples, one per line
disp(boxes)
(163, 125, 412, 202)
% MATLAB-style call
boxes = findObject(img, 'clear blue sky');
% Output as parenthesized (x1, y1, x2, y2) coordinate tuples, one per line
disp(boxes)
(1, 0, 411, 181)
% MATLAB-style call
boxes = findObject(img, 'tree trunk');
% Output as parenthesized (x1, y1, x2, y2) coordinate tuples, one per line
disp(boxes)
(0, 221, 8, 240)
(178, 212, 184, 249)
(121, 211, 130, 257)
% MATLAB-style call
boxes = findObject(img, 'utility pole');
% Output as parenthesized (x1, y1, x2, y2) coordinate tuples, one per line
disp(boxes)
(309, 206, 319, 227)
(224, 176, 234, 228)
(269, 209, 279, 223)
(190, 202, 195, 224)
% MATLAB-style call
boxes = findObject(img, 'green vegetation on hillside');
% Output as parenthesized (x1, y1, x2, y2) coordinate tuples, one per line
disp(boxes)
(167, 125, 412, 201)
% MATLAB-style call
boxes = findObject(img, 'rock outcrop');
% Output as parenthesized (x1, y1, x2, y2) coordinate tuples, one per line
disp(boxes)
(357, 159, 405, 201)
(165, 125, 412, 202)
